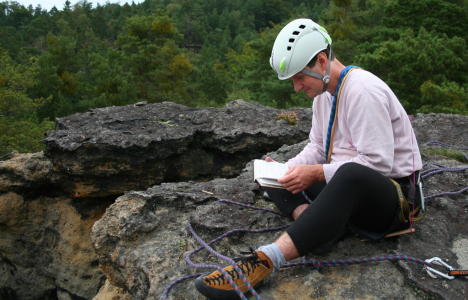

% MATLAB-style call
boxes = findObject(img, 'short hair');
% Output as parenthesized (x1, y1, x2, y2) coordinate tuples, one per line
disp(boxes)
(307, 46, 335, 68)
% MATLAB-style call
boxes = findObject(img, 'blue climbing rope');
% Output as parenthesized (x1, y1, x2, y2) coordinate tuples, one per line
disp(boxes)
(324, 65, 361, 163)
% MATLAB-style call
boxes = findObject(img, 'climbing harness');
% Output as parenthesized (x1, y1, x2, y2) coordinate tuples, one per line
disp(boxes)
(389, 175, 426, 224)
(162, 142, 468, 299)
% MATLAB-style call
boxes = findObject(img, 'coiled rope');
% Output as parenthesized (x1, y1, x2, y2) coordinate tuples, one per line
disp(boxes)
(162, 141, 468, 299)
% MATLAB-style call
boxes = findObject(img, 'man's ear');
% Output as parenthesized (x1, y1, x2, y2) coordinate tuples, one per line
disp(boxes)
(317, 52, 328, 71)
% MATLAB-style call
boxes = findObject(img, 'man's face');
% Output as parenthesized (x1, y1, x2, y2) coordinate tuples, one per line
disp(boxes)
(290, 64, 325, 98)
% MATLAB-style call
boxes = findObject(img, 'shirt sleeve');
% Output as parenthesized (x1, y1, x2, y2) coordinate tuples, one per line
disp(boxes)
(322, 88, 394, 182)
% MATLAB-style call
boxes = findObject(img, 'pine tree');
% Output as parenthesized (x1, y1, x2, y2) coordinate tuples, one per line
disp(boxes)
(356, 27, 468, 113)
(0, 49, 53, 156)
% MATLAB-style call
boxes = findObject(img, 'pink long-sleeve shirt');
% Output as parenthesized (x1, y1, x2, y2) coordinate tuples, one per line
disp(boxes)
(287, 69, 422, 183)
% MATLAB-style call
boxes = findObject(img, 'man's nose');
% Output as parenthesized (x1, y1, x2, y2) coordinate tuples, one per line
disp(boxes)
(293, 80, 302, 92)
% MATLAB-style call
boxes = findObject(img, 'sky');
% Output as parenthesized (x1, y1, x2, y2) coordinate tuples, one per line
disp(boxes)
(14, 0, 142, 11)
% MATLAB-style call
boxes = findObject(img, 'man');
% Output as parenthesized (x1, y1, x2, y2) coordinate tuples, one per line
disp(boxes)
(195, 18, 423, 300)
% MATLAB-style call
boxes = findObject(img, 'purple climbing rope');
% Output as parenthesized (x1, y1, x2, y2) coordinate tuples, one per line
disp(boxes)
(162, 216, 290, 299)
(422, 141, 468, 200)
(162, 141, 468, 299)
(217, 199, 288, 217)
(186, 223, 260, 300)
(283, 254, 429, 270)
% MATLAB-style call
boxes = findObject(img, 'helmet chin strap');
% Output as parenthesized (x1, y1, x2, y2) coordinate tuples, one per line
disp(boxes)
(299, 48, 333, 94)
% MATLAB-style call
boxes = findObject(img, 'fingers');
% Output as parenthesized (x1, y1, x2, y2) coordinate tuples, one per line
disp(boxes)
(284, 181, 307, 194)
(278, 166, 296, 183)
(278, 167, 303, 194)
(278, 165, 325, 194)
(265, 157, 276, 162)
(278, 165, 317, 194)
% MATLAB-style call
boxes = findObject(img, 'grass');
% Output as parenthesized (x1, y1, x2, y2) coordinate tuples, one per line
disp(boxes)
(421, 146, 468, 163)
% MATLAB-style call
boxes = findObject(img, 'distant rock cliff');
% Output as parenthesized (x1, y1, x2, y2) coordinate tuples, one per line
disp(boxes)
(1, 101, 467, 300)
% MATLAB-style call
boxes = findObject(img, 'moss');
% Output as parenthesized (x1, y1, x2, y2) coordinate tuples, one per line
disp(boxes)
(421, 147, 468, 163)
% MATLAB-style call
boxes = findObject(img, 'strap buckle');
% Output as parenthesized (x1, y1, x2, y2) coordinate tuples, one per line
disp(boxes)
(424, 257, 455, 280)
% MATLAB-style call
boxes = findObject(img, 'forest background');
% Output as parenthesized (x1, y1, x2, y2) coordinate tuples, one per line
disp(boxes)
(1, 0, 468, 157)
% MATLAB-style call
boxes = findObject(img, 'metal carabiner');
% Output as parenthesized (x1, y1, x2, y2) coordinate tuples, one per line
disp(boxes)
(418, 181, 425, 213)
(424, 257, 455, 280)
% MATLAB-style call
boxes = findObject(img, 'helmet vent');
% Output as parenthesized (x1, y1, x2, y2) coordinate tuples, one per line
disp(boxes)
(289, 38, 295, 43)
(293, 31, 300, 35)
(299, 25, 306, 29)
(287, 46, 291, 51)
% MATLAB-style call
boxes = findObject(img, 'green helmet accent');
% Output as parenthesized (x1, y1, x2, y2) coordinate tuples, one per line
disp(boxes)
(270, 18, 332, 81)
(318, 26, 328, 33)
(280, 58, 286, 72)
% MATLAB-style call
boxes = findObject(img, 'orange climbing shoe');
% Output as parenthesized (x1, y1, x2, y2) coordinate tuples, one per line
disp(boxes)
(194, 248, 274, 300)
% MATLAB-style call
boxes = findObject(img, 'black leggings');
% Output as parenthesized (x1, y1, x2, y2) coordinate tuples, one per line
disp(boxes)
(265, 163, 404, 256)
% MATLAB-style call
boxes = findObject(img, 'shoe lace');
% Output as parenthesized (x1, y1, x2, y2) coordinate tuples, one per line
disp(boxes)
(205, 247, 263, 286)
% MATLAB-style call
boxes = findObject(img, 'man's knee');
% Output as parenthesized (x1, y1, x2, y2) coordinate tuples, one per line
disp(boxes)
(334, 162, 364, 178)
(332, 163, 380, 187)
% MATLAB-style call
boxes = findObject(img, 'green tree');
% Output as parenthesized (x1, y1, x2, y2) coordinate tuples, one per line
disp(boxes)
(246, 0, 292, 30)
(1, 0, 465, 121)
(0, 26, 23, 58)
(326, 0, 357, 41)
(320, 0, 390, 65)
(225, 22, 310, 108)
(356, 27, 468, 113)
(22, 16, 52, 50)
(81, 50, 138, 108)
(1, 1, 33, 28)
(92, 3, 109, 39)
(0, 50, 53, 156)
(114, 13, 193, 104)
(194, 61, 229, 105)
(35, 32, 81, 119)
(384, 0, 468, 40)
(418, 80, 468, 114)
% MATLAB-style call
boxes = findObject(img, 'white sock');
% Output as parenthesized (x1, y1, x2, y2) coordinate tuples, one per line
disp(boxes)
(258, 243, 286, 270)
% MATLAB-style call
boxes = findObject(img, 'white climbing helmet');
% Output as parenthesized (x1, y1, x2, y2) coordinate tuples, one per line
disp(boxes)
(270, 18, 333, 91)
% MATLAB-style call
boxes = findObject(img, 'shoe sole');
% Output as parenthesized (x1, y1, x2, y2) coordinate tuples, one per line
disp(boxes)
(194, 273, 262, 300)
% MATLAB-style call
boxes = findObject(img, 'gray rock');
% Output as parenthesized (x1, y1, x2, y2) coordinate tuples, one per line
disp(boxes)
(0, 101, 310, 300)
(2, 106, 468, 300)
(44, 101, 311, 198)
(411, 113, 468, 148)
(91, 135, 468, 300)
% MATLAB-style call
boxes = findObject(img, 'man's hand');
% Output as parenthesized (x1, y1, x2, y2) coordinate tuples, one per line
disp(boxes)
(278, 164, 325, 194)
